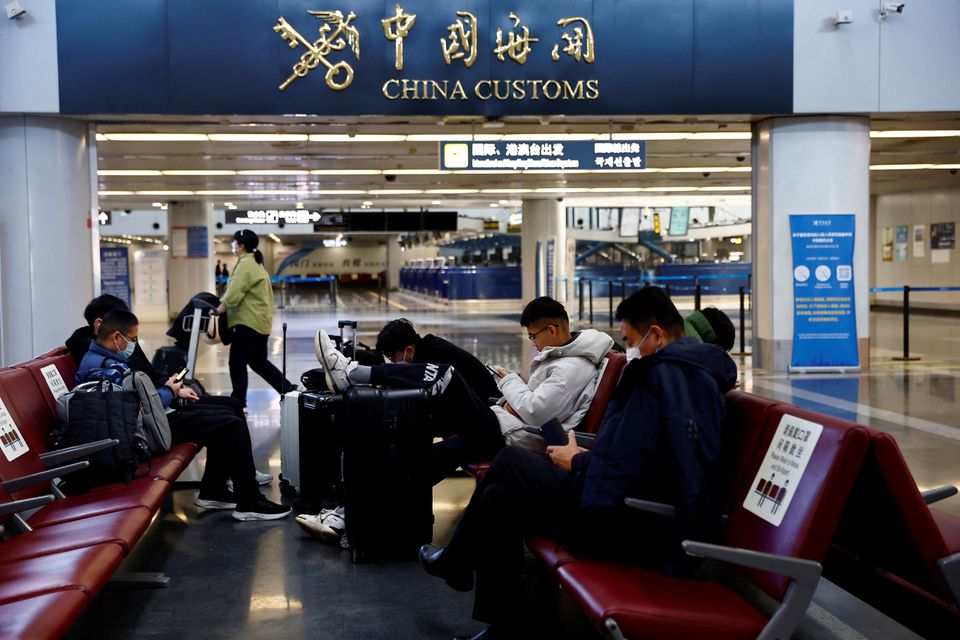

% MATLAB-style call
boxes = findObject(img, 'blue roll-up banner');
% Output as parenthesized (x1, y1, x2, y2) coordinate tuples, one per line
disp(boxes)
(789, 214, 859, 371)
(100, 247, 131, 307)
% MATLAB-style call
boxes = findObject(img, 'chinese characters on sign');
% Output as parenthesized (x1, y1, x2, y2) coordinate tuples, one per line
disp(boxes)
(274, 8, 598, 99)
(743, 415, 823, 527)
(440, 140, 646, 171)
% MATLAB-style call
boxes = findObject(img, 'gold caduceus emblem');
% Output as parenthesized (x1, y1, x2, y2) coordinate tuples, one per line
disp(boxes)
(274, 10, 361, 92)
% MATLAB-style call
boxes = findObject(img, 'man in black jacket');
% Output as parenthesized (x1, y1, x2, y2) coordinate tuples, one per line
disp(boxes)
(375, 318, 501, 401)
(418, 287, 738, 640)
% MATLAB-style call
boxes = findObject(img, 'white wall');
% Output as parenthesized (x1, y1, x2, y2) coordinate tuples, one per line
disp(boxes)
(874, 188, 960, 308)
(0, 0, 59, 113)
(794, 0, 960, 113)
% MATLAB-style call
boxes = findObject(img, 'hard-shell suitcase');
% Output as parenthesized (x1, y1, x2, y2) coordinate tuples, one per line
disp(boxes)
(296, 390, 344, 510)
(278, 390, 301, 496)
(341, 386, 433, 563)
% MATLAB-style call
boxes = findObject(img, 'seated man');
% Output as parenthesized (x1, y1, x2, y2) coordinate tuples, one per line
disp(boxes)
(66, 294, 273, 485)
(418, 287, 737, 640)
(375, 318, 501, 401)
(684, 306, 736, 352)
(296, 297, 612, 542)
(76, 309, 291, 522)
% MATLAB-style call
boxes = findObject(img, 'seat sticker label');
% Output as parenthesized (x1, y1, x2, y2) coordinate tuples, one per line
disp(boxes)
(0, 398, 29, 461)
(41, 364, 69, 400)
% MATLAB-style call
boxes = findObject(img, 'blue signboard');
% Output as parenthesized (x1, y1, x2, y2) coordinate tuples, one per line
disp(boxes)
(100, 247, 131, 307)
(789, 214, 858, 370)
(187, 226, 209, 258)
(440, 139, 644, 171)
(545, 238, 556, 298)
(55, 0, 793, 116)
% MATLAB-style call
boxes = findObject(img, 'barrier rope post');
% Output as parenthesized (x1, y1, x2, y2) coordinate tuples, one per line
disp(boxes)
(608, 280, 614, 328)
(377, 277, 383, 305)
(579, 278, 585, 321)
(730, 285, 751, 357)
(893, 285, 921, 362)
(589, 280, 594, 325)
(665, 282, 671, 298)
(620, 280, 626, 301)
(694, 277, 702, 311)
(385, 273, 390, 308)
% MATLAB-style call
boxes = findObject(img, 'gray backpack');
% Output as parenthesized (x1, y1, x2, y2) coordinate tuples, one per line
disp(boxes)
(121, 370, 172, 455)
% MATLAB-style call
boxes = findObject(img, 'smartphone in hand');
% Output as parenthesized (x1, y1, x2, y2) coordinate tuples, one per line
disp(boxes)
(173, 368, 188, 383)
(485, 363, 501, 377)
(539, 418, 569, 447)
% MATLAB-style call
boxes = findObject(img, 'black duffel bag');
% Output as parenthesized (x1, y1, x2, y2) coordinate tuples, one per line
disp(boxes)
(55, 380, 150, 487)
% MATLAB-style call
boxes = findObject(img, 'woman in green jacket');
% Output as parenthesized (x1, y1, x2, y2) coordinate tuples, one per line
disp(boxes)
(216, 229, 294, 406)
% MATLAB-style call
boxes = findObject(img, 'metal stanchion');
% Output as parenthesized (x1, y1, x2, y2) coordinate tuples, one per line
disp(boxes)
(893, 285, 921, 361)
(579, 279, 585, 321)
(588, 280, 594, 325)
(730, 286, 751, 356)
(694, 277, 701, 311)
(620, 280, 626, 301)
(665, 283, 671, 298)
(377, 277, 383, 304)
(608, 280, 614, 328)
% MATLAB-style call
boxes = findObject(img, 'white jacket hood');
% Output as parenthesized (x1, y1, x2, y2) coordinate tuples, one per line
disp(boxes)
(531, 329, 614, 367)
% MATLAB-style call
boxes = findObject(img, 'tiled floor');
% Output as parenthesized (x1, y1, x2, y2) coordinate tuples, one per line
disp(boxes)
(68, 289, 958, 639)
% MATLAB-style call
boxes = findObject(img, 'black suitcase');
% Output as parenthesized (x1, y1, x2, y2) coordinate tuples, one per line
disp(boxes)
(151, 346, 187, 377)
(341, 386, 433, 563)
(296, 390, 345, 511)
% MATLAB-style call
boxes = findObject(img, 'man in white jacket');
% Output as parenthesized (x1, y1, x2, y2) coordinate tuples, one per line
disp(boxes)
(492, 296, 614, 451)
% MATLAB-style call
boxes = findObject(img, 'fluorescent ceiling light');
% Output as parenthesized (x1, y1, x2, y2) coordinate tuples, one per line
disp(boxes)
(698, 186, 751, 191)
(937, 164, 960, 169)
(534, 187, 582, 193)
(136, 190, 195, 195)
(268, 234, 283, 243)
(163, 170, 237, 176)
(384, 169, 445, 175)
(425, 188, 479, 194)
(687, 132, 752, 140)
(587, 187, 640, 192)
(95, 133, 108, 141)
(870, 130, 960, 138)
(102, 133, 209, 142)
(368, 189, 424, 195)
(195, 190, 253, 195)
(641, 186, 700, 192)
(612, 133, 689, 141)
(659, 166, 751, 173)
(308, 134, 405, 142)
(310, 169, 382, 175)
(207, 133, 307, 142)
(869, 164, 934, 170)
(500, 133, 606, 141)
(406, 134, 472, 141)
(480, 188, 528, 194)
(431, 200, 442, 205)
(473, 134, 503, 141)
(453, 169, 521, 175)
(97, 190, 135, 196)
(311, 189, 367, 194)
(98, 170, 163, 176)
(237, 169, 309, 175)
(252, 189, 312, 195)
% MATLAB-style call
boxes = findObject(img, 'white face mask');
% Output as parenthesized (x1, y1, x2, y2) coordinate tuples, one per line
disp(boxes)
(230, 240, 238, 255)
(625, 327, 653, 362)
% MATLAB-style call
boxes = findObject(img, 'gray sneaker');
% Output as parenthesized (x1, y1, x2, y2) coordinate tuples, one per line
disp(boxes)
(314, 329, 356, 393)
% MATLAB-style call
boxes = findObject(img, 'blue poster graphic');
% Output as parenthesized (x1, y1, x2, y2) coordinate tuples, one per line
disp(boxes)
(545, 239, 556, 298)
(100, 247, 131, 307)
(790, 215, 859, 370)
(187, 226, 209, 258)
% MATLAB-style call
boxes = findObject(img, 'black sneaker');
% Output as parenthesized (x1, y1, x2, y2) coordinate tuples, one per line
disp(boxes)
(232, 495, 292, 521)
(195, 489, 237, 511)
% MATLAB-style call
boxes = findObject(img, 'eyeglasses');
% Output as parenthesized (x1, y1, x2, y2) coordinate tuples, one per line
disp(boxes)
(120, 333, 139, 344)
(527, 324, 558, 342)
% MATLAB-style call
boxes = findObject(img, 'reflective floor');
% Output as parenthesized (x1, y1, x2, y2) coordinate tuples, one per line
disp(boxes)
(68, 290, 959, 639)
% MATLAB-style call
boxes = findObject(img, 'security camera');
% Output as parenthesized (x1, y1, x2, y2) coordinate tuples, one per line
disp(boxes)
(736, 155, 746, 163)
(951, 169, 958, 175)
(702, 172, 711, 178)
(384, 173, 397, 182)
(883, 3, 905, 13)
(4, 1, 26, 20)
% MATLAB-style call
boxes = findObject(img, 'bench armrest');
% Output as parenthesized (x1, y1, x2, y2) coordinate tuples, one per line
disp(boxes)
(682, 541, 821, 640)
(39, 439, 118, 468)
(0, 494, 56, 518)
(0, 461, 89, 493)
(921, 485, 957, 505)
(624, 497, 678, 518)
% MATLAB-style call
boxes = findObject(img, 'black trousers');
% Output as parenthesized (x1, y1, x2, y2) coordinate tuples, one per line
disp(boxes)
(170, 403, 258, 503)
(228, 324, 294, 406)
(369, 363, 503, 483)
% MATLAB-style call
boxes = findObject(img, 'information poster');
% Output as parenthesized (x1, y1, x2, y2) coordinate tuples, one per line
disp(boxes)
(743, 414, 823, 527)
(39, 364, 69, 400)
(790, 214, 859, 370)
(913, 225, 925, 258)
(931, 222, 956, 250)
(100, 247, 131, 306)
(171, 226, 188, 258)
(881, 227, 893, 262)
(895, 226, 908, 261)
(0, 397, 28, 462)
(545, 238, 556, 298)
(187, 226, 209, 258)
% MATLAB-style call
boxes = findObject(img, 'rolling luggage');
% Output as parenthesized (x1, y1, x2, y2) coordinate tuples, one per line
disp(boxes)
(296, 390, 344, 510)
(278, 390, 301, 496)
(341, 386, 433, 563)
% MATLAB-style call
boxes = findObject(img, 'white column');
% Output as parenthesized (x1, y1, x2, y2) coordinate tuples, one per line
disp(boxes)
(0, 116, 97, 365)
(520, 199, 567, 304)
(751, 116, 871, 372)
(167, 201, 215, 318)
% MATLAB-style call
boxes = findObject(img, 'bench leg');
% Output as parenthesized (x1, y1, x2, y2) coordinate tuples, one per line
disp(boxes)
(108, 572, 171, 589)
(604, 618, 626, 640)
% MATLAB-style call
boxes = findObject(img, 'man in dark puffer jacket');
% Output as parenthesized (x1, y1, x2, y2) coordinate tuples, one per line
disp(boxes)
(418, 286, 738, 640)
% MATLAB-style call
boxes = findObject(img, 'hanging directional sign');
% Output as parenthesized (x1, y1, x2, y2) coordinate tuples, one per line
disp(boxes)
(439, 140, 646, 171)
(227, 209, 324, 225)
(98, 210, 112, 226)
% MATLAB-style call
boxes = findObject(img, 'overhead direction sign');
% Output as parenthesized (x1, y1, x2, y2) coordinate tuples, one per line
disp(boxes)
(439, 140, 646, 171)
(227, 209, 324, 225)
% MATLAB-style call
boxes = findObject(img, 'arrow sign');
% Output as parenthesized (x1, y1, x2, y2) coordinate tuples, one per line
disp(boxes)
(98, 211, 111, 225)
(308, 212, 321, 222)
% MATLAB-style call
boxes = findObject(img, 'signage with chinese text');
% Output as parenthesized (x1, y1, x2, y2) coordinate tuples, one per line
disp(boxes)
(100, 247, 131, 306)
(439, 139, 644, 171)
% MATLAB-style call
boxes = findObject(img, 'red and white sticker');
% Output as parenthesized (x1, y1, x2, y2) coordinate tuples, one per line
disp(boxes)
(40, 364, 69, 400)
(0, 397, 29, 462)
(743, 414, 823, 527)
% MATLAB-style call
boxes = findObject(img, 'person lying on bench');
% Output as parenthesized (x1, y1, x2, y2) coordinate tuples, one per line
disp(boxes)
(66, 294, 274, 486)
(417, 286, 737, 640)
(75, 309, 291, 522)
(296, 297, 613, 544)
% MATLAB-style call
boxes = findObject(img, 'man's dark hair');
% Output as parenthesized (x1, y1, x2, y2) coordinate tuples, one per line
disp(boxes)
(98, 309, 139, 340)
(83, 294, 129, 327)
(701, 307, 736, 352)
(519, 297, 568, 328)
(615, 286, 684, 337)
(376, 318, 420, 354)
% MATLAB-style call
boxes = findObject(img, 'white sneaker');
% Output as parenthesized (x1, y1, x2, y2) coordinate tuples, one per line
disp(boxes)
(314, 329, 356, 393)
(295, 508, 346, 543)
(226, 471, 273, 492)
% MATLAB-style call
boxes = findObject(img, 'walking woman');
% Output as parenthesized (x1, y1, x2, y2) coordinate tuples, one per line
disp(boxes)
(216, 229, 295, 406)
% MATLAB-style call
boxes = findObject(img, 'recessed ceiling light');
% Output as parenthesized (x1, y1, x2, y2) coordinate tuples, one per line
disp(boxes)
(208, 133, 308, 142)
(237, 169, 309, 176)
(98, 170, 163, 176)
(367, 189, 424, 195)
(136, 190, 195, 195)
(102, 133, 209, 142)
(97, 190, 135, 195)
(431, 200, 442, 205)
(163, 170, 237, 176)
(869, 164, 934, 170)
(870, 130, 960, 138)
(384, 169, 446, 175)
(310, 169, 382, 175)
(425, 189, 479, 194)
